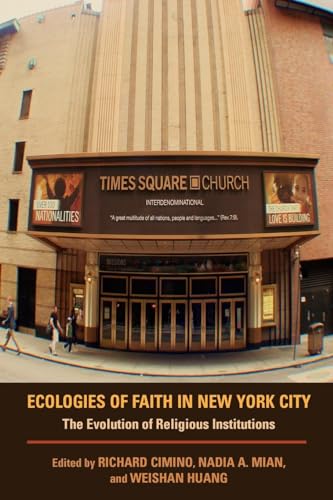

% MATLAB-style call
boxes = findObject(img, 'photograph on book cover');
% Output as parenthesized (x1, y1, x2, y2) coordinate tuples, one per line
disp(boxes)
(1, 0, 332, 498)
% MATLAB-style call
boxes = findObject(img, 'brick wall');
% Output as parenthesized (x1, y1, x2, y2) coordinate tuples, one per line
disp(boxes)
(263, 1, 333, 260)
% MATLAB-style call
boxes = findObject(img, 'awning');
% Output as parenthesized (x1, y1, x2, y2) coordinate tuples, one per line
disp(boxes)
(275, 0, 333, 18)
(26, 231, 319, 254)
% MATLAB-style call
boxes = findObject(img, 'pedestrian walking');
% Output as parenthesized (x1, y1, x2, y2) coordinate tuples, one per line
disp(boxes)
(48, 305, 63, 356)
(64, 308, 77, 353)
(1, 296, 21, 355)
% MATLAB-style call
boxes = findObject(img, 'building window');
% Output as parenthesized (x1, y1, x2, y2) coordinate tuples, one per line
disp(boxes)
(13, 141, 25, 173)
(190, 277, 217, 296)
(101, 276, 128, 295)
(130, 277, 157, 296)
(19, 89, 32, 119)
(8, 199, 19, 231)
(160, 278, 187, 297)
(322, 22, 333, 64)
(220, 276, 246, 296)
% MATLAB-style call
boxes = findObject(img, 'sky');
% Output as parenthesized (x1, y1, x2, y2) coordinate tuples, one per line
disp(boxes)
(0, 0, 103, 24)
(1, 0, 332, 24)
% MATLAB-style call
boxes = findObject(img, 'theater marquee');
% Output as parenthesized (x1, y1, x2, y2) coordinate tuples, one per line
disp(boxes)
(28, 154, 319, 237)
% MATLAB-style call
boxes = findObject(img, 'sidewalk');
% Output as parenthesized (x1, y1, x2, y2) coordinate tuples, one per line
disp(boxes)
(1, 328, 332, 377)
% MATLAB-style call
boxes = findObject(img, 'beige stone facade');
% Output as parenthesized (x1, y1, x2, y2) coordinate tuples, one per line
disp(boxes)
(87, 0, 269, 152)
(0, 3, 98, 327)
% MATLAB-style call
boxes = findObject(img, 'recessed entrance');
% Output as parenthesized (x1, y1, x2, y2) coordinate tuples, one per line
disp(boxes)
(17, 267, 36, 332)
(99, 272, 247, 352)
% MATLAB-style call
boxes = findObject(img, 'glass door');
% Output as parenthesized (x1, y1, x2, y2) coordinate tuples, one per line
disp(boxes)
(234, 299, 246, 348)
(219, 299, 246, 350)
(100, 298, 127, 349)
(129, 300, 158, 351)
(190, 300, 217, 351)
(159, 300, 187, 352)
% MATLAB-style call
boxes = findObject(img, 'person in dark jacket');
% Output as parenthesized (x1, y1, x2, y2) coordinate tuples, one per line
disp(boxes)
(49, 305, 63, 356)
(1, 296, 21, 355)
(64, 308, 77, 353)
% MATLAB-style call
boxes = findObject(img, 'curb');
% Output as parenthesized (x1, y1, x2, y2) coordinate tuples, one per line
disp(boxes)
(2, 345, 333, 378)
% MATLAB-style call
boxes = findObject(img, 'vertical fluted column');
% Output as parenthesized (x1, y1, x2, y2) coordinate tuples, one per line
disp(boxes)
(65, 11, 99, 153)
(88, 0, 264, 152)
(246, 7, 281, 152)
(248, 252, 262, 347)
(87, 0, 126, 151)
(84, 252, 99, 345)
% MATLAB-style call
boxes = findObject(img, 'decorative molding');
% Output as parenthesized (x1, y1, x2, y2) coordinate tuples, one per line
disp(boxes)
(246, 7, 281, 152)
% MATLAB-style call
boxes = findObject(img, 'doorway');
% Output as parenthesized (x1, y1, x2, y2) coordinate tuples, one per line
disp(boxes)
(100, 298, 127, 349)
(17, 267, 36, 330)
(129, 300, 158, 351)
(159, 300, 188, 352)
(99, 272, 247, 352)
(219, 299, 246, 350)
(189, 300, 217, 351)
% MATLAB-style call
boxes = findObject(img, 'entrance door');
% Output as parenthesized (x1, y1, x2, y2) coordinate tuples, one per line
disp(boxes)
(190, 300, 217, 351)
(129, 300, 158, 351)
(100, 299, 127, 349)
(17, 267, 36, 330)
(300, 287, 333, 335)
(159, 301, 187, 352)
(219, 299, 246, 350)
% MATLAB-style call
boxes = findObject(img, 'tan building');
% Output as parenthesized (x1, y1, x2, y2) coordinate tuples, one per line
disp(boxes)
(0, 0, 330, 356)
(0, 2, 98, 333)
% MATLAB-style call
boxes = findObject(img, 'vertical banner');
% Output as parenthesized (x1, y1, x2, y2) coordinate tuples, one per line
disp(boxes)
(0, 383, 332, 499)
